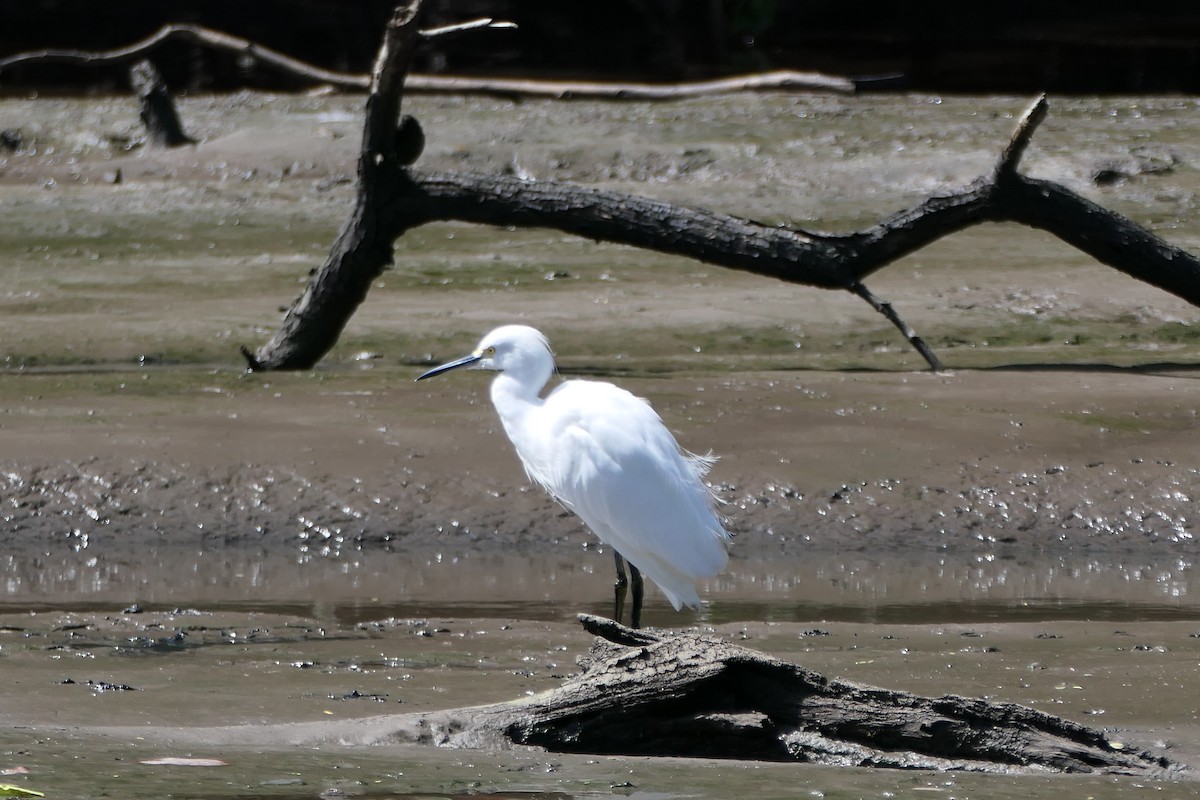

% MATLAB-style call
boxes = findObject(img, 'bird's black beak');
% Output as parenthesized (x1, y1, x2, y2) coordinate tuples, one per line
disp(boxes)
(416, 353, 482, 381)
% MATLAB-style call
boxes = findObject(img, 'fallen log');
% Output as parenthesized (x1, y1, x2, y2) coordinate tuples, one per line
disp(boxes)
(401, 614, 1179, 775)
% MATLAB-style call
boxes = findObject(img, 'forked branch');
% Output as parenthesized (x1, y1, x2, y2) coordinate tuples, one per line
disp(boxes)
(15, 5, 1184, 373)
(241, 11, 1200, 372)
(262, 70, 1200, 372)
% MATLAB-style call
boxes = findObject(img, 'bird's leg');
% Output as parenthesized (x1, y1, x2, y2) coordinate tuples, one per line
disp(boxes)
(613, 551, 629, 625)
(629, 562, 644, 630)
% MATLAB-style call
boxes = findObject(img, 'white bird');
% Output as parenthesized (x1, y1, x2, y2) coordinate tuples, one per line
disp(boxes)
(416, 324, 730, 628)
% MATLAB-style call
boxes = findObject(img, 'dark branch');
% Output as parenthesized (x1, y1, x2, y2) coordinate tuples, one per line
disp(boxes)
(1001, 174, 1200, 306)
(848, 281, 944, 370)
(241, 1, 427, 370)
(394, 170, 849, 288)
(223, 2, 1199, 372)
(997, 94, 1048, 178)
(247, 87, 1200, 370)
(362, 3, 424, 166)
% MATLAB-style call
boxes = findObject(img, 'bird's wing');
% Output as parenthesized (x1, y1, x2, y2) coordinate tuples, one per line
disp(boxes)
(535, 381, 729, 609)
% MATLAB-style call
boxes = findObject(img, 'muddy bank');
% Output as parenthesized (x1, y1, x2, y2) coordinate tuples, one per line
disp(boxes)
(3, 361, 1197, 634)
(0, 366, 1196, 561)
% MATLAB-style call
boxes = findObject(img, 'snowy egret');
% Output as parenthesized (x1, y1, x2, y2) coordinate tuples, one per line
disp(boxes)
(416, 325, 730, 628)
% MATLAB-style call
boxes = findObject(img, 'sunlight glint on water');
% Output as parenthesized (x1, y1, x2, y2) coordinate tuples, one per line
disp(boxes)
(2, 547, 1196, 625)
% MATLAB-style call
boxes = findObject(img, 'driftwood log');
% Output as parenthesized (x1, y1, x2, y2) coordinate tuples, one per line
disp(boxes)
(157, 614, 1181, 777)
(400, 615, 1178, 776)
(238, 0, 1200, 372)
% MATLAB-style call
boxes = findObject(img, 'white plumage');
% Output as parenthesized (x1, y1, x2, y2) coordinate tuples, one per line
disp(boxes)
(417, 324, 730, 624)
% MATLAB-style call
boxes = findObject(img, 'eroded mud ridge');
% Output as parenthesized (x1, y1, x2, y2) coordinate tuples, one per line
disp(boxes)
(1, 454, 1193, 557)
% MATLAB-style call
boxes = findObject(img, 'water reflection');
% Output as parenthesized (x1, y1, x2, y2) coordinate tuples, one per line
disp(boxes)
(2, 546, 1195, 625)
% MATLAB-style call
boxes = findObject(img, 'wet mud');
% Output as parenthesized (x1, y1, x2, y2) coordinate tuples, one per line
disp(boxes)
(0, 92, 1198, 797)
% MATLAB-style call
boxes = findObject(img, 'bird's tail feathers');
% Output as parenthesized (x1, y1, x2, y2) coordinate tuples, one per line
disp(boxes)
(655, 577, 702, 612)
(633, 542, 724, 612)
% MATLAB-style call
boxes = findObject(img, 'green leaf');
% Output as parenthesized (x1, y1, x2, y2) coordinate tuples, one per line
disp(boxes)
(0, 785, 45, 798)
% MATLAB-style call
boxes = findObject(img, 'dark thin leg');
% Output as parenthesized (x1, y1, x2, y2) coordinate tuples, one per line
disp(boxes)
(613, 551, 629, 625)
(629, 562, 643, 630)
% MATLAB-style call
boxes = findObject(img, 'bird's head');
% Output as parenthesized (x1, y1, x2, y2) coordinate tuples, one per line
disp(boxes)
(416, 325, 555, 385)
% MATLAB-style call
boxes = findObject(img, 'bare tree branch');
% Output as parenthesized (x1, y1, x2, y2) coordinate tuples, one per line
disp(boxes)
(402, 69, 855, 98)
(996, 93, 1048, 178)
(242, 1, 426, 370)
(0, 23, 851, 97)
(0, 24, 371, 89)
(418, 18, 515, 39)
(46, 8, 1185, 372)
(243, 64, 1200, 371)
(848, 281, 944, 370)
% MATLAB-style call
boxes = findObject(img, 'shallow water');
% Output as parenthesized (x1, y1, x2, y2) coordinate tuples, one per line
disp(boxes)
(3, 546, 1200, 626)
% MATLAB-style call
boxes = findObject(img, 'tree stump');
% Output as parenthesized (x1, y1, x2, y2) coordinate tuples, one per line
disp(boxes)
(129, 59, 195, 147)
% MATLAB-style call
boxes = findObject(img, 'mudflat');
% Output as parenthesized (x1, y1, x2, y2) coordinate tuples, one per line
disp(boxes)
(0, 91, 1197, 798)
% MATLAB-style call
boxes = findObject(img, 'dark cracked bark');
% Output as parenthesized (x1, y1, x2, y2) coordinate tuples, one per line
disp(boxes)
(396, 615, 1181, 775)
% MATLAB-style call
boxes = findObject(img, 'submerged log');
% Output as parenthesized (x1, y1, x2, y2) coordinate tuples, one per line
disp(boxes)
(404, 614, 1179, 776)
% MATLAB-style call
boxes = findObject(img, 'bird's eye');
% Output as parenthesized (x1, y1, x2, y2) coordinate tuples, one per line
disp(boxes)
(483, 346, 496, 357)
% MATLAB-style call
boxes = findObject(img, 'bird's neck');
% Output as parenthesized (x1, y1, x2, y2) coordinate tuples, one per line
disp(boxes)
(489, 372, 545, 431)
